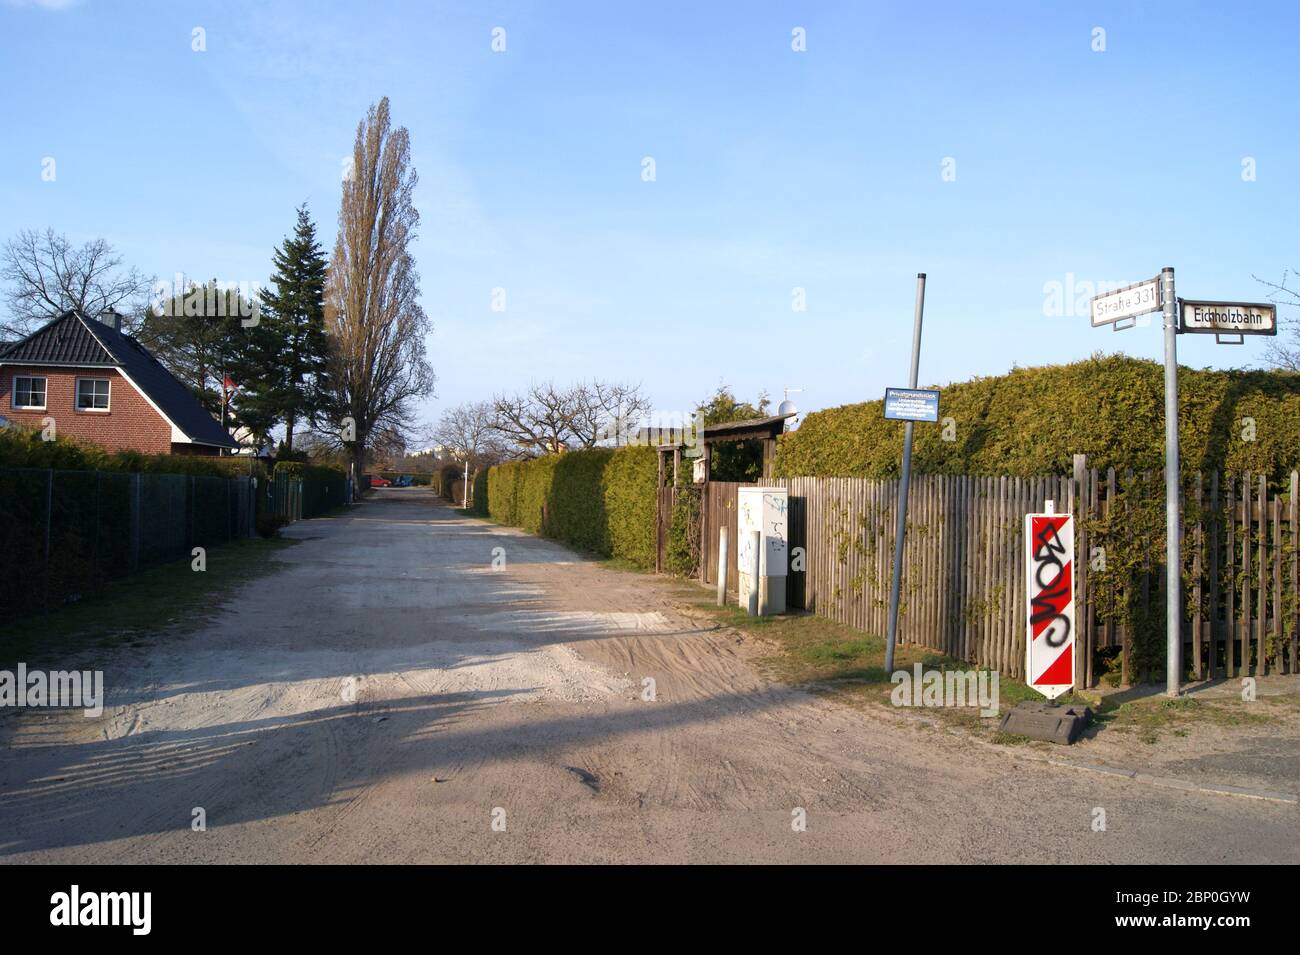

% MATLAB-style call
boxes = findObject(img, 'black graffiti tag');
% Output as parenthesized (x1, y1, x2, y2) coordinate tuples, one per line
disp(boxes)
(1030, 520, 1071, 649)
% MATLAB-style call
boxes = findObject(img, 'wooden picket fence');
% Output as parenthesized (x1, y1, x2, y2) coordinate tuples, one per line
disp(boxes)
(698, 459, 1300, 685)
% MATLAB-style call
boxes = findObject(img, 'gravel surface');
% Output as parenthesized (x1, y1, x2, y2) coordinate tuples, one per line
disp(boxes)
(1, 489, 1295, 864)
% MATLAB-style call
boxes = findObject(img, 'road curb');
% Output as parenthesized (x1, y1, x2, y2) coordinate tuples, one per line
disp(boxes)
(1020, 753, 1299, 805)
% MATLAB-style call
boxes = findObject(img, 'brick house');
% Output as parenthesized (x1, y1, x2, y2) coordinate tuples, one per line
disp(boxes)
(0, 310, 239, 456)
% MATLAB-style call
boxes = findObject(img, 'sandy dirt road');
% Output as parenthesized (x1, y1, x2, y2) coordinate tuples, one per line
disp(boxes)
(1, 490, 1295, 864)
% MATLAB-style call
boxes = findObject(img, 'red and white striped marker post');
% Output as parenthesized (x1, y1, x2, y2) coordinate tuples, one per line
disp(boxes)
(1024, 503, 1075, 700)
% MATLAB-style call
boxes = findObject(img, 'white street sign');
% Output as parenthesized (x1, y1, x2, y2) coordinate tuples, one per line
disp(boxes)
(1025, 513, 1075, 700)
(1179, 300, 1276, 336)
(1089, 277, 1162, 327)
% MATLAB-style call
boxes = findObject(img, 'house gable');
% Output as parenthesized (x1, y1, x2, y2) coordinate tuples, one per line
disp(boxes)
(0, 310, 238, 451)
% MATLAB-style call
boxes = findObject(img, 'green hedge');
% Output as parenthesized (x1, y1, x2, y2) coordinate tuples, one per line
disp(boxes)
(0, 427, 267, 479)
(484, 446, 657, 568)
(471, 469, 489, 514)
(775, 354, 1300, 482)
(272, 460, 346, 482)
(269, 460, 347, 519)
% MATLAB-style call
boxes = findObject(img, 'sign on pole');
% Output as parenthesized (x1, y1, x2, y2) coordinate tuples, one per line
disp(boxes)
(883, 387, 940, 422)
(1025, 511, 1075, 700)
(884, 273, 928, 676)
(1089, 277, 1161, 328)
(1087, 267, 1183, 698)
(1179, 300, 1276, 337)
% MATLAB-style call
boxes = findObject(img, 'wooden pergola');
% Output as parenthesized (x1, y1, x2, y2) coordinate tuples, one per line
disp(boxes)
(653, 412, 796, 487)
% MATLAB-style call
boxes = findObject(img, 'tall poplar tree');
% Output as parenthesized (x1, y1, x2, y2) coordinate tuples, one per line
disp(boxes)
(322, 97, 434, 484)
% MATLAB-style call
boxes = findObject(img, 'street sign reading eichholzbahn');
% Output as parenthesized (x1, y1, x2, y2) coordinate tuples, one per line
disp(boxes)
(1179, 300, 1276, 336)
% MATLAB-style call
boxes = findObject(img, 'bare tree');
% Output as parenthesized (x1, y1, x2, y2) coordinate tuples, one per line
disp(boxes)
(321, 97, 435, 485)
(430, 400, 509, 467)
(1257, 269, 1300, 371)
(1, 228, 153, 338)
(568, 380, 652, 448)
(490, 379, 650, 453)
(492, 382, 575, 455)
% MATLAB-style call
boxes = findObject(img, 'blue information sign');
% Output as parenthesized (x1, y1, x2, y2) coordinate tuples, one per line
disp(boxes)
(883, 387, 940, 422)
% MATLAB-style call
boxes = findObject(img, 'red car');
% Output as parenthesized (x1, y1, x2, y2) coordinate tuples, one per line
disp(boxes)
(368, 475, 391, 487)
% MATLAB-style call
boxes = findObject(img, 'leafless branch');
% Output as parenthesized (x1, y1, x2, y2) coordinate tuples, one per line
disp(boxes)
(1, 228, 153, 338)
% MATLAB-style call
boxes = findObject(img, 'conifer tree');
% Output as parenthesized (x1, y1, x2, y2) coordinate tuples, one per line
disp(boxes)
(243, 205, 330, 450)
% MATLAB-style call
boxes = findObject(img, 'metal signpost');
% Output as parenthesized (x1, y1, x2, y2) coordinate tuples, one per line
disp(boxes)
(1159, 268, 1180, 699)
(884, 274, 932, 676)
(1089, 269, 1277, 698)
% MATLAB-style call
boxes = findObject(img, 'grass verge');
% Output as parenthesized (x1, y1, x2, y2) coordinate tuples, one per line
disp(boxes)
(0, 537, 297, 667)
(1091, 694, 1281, 745)
(666, 581, 1287, 745)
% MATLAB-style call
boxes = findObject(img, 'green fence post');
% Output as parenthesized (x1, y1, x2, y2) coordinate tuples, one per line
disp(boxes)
(130, 473, 141, 572)
(43, 468, 53, 609)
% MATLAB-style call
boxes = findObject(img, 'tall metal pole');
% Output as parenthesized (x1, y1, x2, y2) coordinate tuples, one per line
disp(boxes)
(884, 273, 927, 675)
(1161, 266, 1182, 697)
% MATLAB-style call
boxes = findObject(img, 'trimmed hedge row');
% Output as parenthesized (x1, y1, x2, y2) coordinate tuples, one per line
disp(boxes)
(775, 354, 1300, 482)
(272, 460, 347, 482)
(0, 428, 350, 485)
(0, 426, 268, 479)
(471, 469, 489, 514)
(483, 446, 657, 568)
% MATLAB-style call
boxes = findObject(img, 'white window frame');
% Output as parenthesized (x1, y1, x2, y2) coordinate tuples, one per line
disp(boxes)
(12, 375, 47, 411)
(75, 376, 111, 412)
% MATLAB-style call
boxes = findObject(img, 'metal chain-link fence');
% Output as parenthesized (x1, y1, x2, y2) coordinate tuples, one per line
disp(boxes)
(265, 472, 348, 521)
(0, 467, 255, 616)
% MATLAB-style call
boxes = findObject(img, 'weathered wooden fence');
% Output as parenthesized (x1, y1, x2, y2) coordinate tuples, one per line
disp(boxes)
(698, 461, 1300, 685)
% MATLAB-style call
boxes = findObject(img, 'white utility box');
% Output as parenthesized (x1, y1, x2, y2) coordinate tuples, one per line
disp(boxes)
(737, 486, 788, 615)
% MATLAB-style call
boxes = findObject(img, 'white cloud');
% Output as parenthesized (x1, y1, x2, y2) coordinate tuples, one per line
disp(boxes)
(2, 0, 84, 10)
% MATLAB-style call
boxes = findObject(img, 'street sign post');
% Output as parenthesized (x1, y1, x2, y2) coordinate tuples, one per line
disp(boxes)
(1087, 273, 1276, 698)
(1089, 268, 1182, 698)
(884, 274, 929, 676)
(1089, 277, 1162, 329)
(883, 387, 940, 423)
(1159, 269, 1181, 700)
(1025, 507, 1075, 700)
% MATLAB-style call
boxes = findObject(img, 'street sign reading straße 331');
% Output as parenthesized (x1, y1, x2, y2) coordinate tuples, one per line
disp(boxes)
(1179, 300, 1276, 336)
(1089, 276, 1162, 327)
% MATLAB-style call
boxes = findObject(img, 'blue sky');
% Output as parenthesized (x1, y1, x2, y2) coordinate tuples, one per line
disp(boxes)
(2, 0, 1297, 431)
